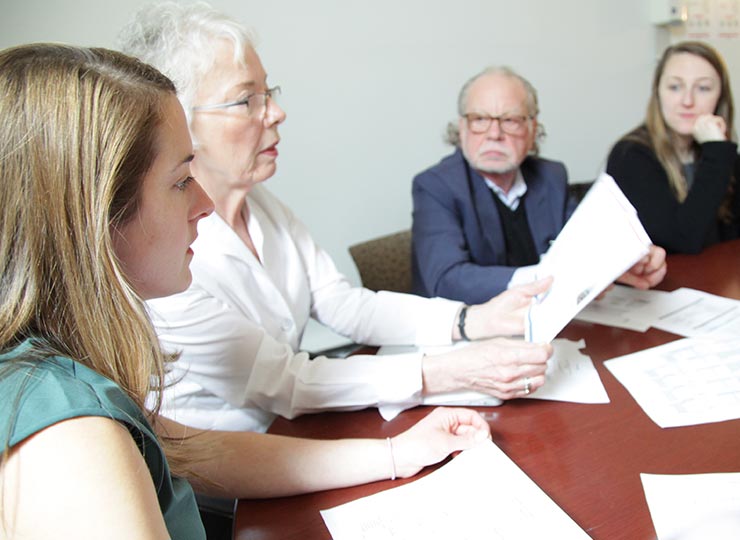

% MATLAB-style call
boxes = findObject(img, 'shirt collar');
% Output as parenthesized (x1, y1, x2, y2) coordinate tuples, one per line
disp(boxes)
(483, 169, 527, 210)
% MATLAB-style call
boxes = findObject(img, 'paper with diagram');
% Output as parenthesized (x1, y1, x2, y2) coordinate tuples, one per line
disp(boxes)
(605, 335, 740, 428)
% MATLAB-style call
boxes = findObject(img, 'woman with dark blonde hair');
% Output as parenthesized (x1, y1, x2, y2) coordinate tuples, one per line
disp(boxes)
(607, 41, 739, 254)
(0, 43, 490, 539)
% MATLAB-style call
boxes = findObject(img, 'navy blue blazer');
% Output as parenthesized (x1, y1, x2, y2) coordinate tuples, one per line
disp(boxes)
(411, 149, 573, 304)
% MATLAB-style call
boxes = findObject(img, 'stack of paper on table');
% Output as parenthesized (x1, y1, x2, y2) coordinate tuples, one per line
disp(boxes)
(604, 335, 740, 428)
(576, 285, 740, 335)
(525, 173, 652, 344)
(377, 339, 609, 420)
(634, 287, 740, 338)
(574, 284, 670, 331)
(321, 439, 592, 540)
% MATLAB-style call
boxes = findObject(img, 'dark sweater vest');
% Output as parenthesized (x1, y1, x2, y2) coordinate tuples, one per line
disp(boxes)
(490, 191, 539, 267)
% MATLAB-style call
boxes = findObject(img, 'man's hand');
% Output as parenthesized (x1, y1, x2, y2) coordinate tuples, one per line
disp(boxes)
(617, 245, 667, 290)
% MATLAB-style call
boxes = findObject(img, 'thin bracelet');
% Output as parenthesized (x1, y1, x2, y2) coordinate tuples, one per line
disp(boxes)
(386, 437, 397, 480)
(458, 305, 471, 341)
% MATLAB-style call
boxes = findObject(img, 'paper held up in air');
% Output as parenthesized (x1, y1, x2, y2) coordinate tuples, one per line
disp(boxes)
(526, 173, 652, 344)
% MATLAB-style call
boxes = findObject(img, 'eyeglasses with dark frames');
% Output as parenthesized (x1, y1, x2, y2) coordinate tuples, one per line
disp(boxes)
(463, 113, 533, 135)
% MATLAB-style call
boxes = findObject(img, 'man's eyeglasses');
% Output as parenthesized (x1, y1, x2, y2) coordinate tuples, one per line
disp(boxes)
(463, 113, 532, 135)
(192, 86, 281, 118)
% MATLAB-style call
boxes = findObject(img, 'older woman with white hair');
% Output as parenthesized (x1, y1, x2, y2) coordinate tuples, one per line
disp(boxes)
(119, 1, 553, 433)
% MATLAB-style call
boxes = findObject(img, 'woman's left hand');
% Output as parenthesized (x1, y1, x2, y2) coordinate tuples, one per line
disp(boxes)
(693, 114, 727, 143)
(390, 407, 491, 478)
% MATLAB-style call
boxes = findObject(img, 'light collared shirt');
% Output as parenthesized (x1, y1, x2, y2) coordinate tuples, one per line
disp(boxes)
(146, 184, 461, 432)
(483, 169, 527, 210)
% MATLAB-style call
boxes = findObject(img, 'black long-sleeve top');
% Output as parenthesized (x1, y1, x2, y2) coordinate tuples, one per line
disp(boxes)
(606, 139, 740, 254)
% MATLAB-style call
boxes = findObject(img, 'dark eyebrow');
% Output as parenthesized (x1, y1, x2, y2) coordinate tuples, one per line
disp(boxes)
(171, 154, 195, 173)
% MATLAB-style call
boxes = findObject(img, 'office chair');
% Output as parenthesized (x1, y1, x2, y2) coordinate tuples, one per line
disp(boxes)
(348, 229, 412, 293)
(568, 180, 594, 205)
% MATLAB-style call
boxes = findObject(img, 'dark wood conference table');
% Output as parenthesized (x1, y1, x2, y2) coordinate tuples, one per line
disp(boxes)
(234, 239, 740, 540)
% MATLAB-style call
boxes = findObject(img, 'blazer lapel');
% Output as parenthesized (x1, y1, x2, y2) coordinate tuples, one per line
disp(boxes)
(466, 164, 507, 263)
(522, 159, 557, 252)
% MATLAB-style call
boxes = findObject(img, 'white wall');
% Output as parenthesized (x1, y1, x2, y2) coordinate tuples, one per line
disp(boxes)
(2, 0, 737, 289)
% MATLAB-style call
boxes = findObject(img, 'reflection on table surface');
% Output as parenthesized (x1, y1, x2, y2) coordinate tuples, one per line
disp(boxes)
(234, 239, 740, 540)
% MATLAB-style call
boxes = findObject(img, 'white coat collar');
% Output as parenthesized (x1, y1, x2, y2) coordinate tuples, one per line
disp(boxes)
(193, 196, 264, 267)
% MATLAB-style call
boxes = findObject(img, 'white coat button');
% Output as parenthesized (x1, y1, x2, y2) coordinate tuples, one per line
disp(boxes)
(280, 319, 293, 331)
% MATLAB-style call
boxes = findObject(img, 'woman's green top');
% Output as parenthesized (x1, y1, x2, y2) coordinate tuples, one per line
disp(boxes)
(0, 340, 206, 540)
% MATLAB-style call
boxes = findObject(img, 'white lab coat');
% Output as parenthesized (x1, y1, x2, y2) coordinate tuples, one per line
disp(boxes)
(147, 185, 461, 432)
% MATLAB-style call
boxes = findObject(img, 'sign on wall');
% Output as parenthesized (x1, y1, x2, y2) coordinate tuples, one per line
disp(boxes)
(686, 0, 739, 39)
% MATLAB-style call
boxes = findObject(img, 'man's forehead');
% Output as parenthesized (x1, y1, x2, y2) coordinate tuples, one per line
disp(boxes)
(466, 74, 527, 111)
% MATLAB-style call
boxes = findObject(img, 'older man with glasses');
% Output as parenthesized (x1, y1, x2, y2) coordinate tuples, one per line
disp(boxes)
(411, 66, 667, 305)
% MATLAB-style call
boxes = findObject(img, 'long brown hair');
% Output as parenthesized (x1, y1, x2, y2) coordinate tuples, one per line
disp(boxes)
(0, 44, 193, 474)
(625, 41, 735, 220)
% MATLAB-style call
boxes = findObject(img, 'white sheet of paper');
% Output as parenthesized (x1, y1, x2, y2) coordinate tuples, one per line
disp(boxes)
(574, 284, 670, 331)
(630, 287, 740, 338)
(523, 339, 609, 404)
(641, 473, 740, 539)
(526, 173, 651, 343)
(377, 339, 608, 420)
(604, 335, 740, 428)
(320, 439, 592, 540)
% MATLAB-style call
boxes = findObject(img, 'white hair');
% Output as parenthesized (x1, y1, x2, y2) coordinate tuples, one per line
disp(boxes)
(445, 65, 545, 154)
(118, 1, 255, 125)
